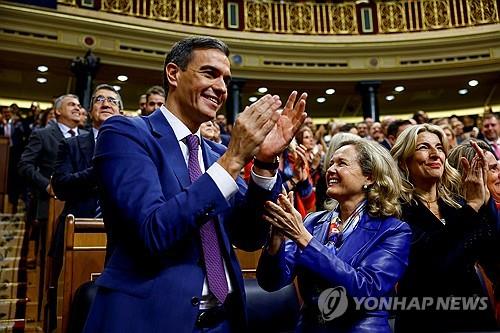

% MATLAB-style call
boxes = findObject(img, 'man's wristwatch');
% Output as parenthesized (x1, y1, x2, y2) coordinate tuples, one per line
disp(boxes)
(253, 157, 279, 170)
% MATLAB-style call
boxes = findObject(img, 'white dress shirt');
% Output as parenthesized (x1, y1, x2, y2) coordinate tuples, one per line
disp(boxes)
(159, 106, 277, 303)
(57, 122, 79, 138)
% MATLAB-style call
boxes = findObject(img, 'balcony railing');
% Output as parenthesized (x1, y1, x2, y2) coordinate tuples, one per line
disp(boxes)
(56, 0, 499, 35)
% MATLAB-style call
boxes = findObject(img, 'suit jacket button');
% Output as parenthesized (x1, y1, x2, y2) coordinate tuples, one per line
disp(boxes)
(191, 297, 200, 306)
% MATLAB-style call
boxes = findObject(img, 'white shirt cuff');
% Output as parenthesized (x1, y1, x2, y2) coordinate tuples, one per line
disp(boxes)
(251, 168, 277, 191)
(206, 163, 239, 200)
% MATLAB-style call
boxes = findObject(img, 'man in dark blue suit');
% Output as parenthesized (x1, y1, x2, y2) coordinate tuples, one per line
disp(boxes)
(83, 36, 307, 332)
(47, 85, 123, 327)
(52, 84, 123, 221)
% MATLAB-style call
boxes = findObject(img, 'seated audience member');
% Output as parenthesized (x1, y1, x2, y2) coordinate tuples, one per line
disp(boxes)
(433, 117, 450, 126)
(137, 94, 146, 115)
(314, 123, 328, 153)
(280, 128, 317, 218)
(370, 122, 391, 150)
(6, 106, 31, 214)
(356, 121, 369, 138)
(78, 107, 89, 129)
(440, 124, 457, 148)
(451, 117, 467, 144)
(413, 110, 429, 124)
(215, 113, 231, 146)
(481, 113, 500, 159)
(339, 123, 358, 135)
(143, 85, 165, 116)
(200, 120, 216, 141)
(391, 124, 498, 332)
(296, 125, 322, 186)
(258, 139, 410, 333)
(386, 119, 411, 147)
(49, 84, 123, 288)
(35, 108, 55, 129)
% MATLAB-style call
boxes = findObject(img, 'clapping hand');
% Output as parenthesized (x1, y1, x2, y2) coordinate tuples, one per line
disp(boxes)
(460, 141, 489, 211)
(256, 91, 307, 162)
(263, 191, 312, 249)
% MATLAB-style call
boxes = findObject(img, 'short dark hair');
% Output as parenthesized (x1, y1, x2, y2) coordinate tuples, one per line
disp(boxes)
(163, 36, 230, 93)
(387, 120, 412, 138)
(483, 113, 499, 122)
(91, 84, 123, 110)
(145, 85, 166, 101)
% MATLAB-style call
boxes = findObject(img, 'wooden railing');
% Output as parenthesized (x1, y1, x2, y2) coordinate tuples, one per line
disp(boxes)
(56, 0, 499, 34)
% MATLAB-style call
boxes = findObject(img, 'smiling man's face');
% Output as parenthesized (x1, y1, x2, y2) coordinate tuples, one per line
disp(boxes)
(91, 89, 121, 128)
(174, 49, 231, 128)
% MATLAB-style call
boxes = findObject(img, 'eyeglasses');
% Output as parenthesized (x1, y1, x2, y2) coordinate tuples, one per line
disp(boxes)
(94, 95, 119, 106)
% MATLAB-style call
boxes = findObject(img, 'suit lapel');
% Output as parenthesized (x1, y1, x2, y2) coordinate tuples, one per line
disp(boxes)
(310, 211, 333, 244)
(147, 110, 190, 188)
(51, 123, 64, 141)
(337, 214, 381, 263)
(79, 132, 95, 166)
(200, 138, 220, 169)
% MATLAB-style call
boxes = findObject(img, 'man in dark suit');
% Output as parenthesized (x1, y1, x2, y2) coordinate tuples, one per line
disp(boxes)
(83, 36, 307, 332)
(481, 113, 500, 159)
(19, 94, 85, 222)
(45, 85, 122, 330)
(18, 94, 85, 263)
(52, 85, 123, 223)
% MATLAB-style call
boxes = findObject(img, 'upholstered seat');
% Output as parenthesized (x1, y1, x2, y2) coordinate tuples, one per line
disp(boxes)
(244, 278, 300, 333)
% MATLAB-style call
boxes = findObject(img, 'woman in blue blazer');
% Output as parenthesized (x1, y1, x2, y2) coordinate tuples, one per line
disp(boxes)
(257, 138, 411, 333)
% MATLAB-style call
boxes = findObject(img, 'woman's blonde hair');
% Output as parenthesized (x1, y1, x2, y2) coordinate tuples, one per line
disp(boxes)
(390, 124, 462, 208)
(327, 139, 402, 218)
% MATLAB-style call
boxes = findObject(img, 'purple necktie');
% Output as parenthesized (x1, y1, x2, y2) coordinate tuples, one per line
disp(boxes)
(493, 143, 500, 158)
(186, 134, 228, 303)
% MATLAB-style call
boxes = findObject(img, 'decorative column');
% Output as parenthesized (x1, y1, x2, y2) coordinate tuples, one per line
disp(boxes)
(71, 50, 100, 111)
(226, 79, 245, 125)
(357, 81, 381, 122)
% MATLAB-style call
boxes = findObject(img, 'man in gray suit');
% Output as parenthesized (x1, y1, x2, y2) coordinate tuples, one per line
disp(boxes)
(18, 94, 86, 267)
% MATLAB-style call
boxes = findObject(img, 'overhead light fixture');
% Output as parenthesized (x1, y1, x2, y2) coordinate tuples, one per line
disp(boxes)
(394, 85, 405, 92)
(458, 89, 468, 95)
(325, 88, 335, 95)
(468, 80, 479, 87)
(36, 77, 47, 84)
(113, 85, 121, 91)
(316, 97, 326, 103)
(248, 96, 258, 102)
(37, 65, 48, 72)
(257, 87, 268, 94)
(117, 75, 128, 82)
(385, 95, 395, 101)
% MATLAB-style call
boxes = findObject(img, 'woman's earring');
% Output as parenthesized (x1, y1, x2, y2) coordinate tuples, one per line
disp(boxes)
(362, 184, 369, 191)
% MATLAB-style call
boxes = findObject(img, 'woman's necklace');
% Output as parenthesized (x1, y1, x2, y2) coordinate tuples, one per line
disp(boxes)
(422, 197, 438, 209)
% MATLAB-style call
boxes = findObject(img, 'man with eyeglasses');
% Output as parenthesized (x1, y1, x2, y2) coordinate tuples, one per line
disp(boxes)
(45, 84, 123, 331)
(143, 85, 166, 116)
(19, 94, 86, 266)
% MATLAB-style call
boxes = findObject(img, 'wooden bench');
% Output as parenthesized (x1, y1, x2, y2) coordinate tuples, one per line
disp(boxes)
(61, 215, 106, 333)
(234, 247, 261, 279)
(41, 197, 64, 330)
